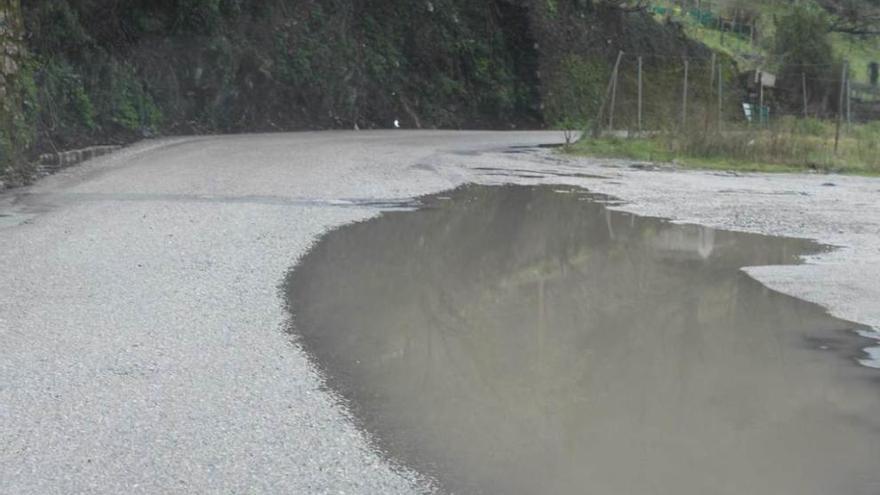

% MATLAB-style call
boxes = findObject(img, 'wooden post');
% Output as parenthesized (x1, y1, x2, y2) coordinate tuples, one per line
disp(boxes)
(681, 59, 689, 129)
(834, 60, 847, 154)
(638, 56, 643, 133)
(802, 72, 808, 118)
(592, 51, 624, 138)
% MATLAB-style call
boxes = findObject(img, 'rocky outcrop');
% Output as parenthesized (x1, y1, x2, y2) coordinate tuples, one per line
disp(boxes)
(0, 0, 23, 113)
(0, 0, 26, 186)
(0, 0, 710, 189)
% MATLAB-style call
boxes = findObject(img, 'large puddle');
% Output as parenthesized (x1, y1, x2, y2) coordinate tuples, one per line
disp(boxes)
(285, 185, 880, 494)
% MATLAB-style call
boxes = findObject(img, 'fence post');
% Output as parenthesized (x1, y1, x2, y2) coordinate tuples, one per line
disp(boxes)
(705, 53, 716, 130)
(758, 70, 764, 126)
(709, 53, 716, 88)
(718, 63, 723, 131)
(609, 55, 622, 131)
(835, 60, 847, 154)
(847, 71, 852, 128)
(682, 59, 689, 129)
(638, 56, 643, 133)
(592, 51, 624, 138)
(802, 72, 808, 118)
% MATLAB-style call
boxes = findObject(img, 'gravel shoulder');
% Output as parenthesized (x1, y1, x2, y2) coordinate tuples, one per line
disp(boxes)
(1, 130, 878, 493)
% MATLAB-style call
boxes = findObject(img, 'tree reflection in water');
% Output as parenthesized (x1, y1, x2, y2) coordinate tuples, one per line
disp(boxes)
(287, 185, 880, 495)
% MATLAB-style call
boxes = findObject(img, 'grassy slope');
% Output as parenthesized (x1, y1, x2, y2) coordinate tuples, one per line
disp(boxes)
(834, 33, 880, 84)
(567, 1, 880, 175)
(675, 0, 879, 83)
(570, 130, 880, 175)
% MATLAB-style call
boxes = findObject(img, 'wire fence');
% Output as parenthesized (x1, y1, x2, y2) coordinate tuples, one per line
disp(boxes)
(587, 51, 878, 138)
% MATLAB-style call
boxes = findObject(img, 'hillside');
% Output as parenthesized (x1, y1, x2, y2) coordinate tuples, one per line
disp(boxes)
(0, 0, 709, 185)
(665, 0, 880, 81)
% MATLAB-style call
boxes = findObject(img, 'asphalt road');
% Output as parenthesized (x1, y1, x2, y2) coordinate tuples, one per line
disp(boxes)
(2, 131, 879, 494)
(0, 131, 565, 494)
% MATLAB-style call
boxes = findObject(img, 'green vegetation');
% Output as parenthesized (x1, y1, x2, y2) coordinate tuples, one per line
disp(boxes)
(19, 0, 542, 136)
(774, 4, 844, 112)
(4, 0, 878, 183)
(833, 33, 880, 84)
(0, 0, 36, 185)
(682, 23, 758, 67)
(566, 0, 880, 176)
(3, 0, 713, 186)
(653, 1, 879, 79)
(570, 118, 880, 175)
(3, 0, 560, 183)
(544, 54, 609, 129)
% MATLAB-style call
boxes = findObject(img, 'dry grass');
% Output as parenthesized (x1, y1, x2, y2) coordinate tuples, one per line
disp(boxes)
(570, 115, 880, 175)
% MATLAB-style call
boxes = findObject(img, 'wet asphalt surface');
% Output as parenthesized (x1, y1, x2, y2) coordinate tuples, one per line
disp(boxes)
(2, 131, 880, 494)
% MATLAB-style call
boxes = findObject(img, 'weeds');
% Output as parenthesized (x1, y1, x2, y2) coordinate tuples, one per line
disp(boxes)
(569, 115, 880, 175)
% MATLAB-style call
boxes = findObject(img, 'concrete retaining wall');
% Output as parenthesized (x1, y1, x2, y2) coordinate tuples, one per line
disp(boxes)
(36, 145, 122, 176)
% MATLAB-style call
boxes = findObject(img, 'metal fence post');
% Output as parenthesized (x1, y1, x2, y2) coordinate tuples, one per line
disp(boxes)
(682, 59, 689, 129)
(638, 56, 643, 133)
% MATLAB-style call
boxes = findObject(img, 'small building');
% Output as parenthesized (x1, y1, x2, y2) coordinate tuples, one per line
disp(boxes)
(739, 69, 776, 124)
(746, 69, 776, 90)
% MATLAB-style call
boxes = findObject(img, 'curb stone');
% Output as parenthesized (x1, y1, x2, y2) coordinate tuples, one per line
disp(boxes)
(0, 145, 121, 192)
(36, 145, 121, 177)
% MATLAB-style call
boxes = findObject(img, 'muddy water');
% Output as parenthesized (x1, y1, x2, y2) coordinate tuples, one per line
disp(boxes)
(286, 185, 880, 495)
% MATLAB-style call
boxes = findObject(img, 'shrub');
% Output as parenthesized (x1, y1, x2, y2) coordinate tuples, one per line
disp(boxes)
(99, 63, 163, 133)
(544, 54, 608, 129)
(35, 58, 97, 132)
(174, 0, 223, 34)
(774, 5, 839, 115)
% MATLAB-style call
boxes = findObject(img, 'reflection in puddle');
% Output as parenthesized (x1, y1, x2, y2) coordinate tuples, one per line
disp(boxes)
(472, 166, 607, 180)
(286, 185, 880, 495)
